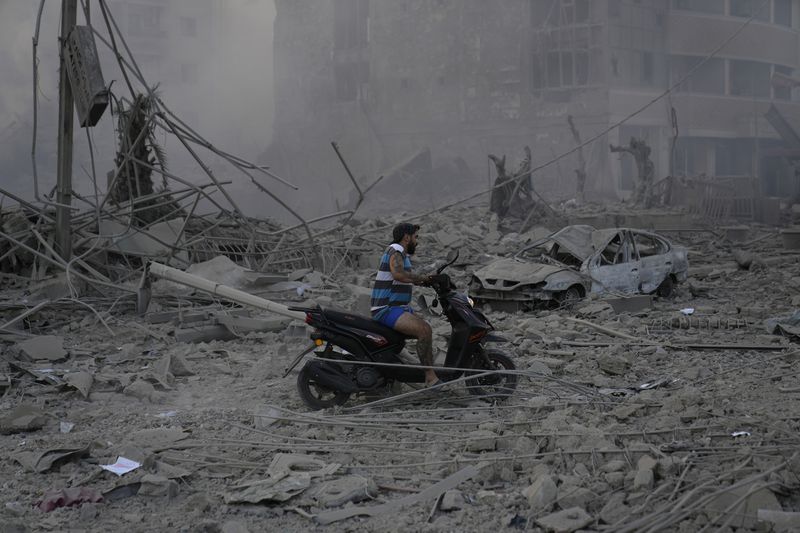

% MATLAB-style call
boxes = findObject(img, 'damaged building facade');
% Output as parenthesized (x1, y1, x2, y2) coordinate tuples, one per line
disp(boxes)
(267, 0, 800, 212)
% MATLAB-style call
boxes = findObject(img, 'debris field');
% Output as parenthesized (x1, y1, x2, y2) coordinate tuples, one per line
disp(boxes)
(2, 205, 800, 532)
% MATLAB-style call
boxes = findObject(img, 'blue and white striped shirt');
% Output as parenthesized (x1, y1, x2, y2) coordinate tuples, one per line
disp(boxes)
(370, 243, 413, 315)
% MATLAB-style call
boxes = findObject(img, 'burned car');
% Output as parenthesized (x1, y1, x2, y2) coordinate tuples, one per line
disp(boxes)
(470, 225, 688, 310)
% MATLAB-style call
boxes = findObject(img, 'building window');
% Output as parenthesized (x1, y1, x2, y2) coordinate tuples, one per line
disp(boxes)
(530, 0, 597, 91)
(531, 0, 591, 27)
(774, 65, 793, 100)
(730, 0, 771, 21)
(671, 55, 725, 94)
(671, 0, 725, 15)
(533, 47, 591, 89)
(179, 17, 197, 38)
(730, 59, 771, 97)
(774, 0, 792, 26)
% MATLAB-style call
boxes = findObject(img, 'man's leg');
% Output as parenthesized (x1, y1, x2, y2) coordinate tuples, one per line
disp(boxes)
(393, 312, 438, 386)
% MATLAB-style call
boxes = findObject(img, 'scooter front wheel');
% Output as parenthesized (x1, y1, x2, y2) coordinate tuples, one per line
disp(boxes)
(297, 365, 351, 410)
(465, 349, 517, 400)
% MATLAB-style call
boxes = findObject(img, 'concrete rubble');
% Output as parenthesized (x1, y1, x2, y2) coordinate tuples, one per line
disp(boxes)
(2, 200, 800, 531)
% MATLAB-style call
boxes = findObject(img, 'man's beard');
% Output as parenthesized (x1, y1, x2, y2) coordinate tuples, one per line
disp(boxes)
(406, 242, 417, 255)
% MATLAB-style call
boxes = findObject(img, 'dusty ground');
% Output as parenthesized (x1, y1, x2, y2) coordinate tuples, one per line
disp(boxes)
(2, 213, 800, 532)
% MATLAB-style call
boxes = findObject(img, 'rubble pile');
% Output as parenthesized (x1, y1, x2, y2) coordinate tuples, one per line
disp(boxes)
(2, 202, 800, 532)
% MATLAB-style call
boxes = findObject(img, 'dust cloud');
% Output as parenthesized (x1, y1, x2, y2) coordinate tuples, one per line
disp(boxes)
(0, 0, 276, 216)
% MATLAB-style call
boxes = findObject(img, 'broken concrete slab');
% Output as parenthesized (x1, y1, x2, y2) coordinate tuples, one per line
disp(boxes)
(523, 474, 557, 511)
(535, 506, 593, 532)
(315, 476, 377, 508)
(0, 405, 49, 434)
(101, 218, 189, 264)
(440, 490, 465, 511)
(597, 353, 630, 375)
(632, 468, 654, 491)
(466, 430, 497, 452)
(706, 482, 782, 530)
(123, 380, 159, 402)
(757, 509, 800, 531)
(16, 335, 67, 362)
(64, 371, 93, 398)
(14, 445, 91, 473)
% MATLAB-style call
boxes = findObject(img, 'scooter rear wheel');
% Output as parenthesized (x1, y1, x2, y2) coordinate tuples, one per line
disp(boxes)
(297, 365, 351, 410)
(465, 349, 517, 400)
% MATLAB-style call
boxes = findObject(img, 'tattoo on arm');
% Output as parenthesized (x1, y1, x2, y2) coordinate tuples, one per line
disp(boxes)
(390, 252, 428, 284)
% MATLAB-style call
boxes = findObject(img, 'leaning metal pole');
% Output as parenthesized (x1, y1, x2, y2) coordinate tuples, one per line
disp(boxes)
(55, 0, 78, 260)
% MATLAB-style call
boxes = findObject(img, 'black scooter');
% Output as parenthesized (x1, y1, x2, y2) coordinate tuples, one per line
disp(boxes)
(285, 250, 517, 409)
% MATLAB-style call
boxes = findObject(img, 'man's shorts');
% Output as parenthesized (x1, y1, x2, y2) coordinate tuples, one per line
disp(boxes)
(372, 305, 413, 328)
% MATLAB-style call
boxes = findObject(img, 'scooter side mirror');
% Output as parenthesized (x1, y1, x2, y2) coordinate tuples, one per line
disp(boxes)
(437, 249, 460, 274)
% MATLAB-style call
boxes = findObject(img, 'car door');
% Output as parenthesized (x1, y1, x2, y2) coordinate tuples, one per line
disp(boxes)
(586, 230, 641, 294)
(631, 231, 672, 293)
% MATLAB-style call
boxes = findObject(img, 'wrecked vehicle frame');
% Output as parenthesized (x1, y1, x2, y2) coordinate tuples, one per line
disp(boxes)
(469, 225, 688, 311)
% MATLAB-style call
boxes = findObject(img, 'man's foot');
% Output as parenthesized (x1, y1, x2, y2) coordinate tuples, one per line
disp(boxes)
(425, 378, 445, 389)
(424, 369, 439, 387)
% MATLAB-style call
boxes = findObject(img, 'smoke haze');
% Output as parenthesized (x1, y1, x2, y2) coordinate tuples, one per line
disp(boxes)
(0, 0, 277, 217)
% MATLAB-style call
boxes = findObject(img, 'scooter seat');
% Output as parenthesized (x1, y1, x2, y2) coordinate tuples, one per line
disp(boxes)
(322, 308, 411, 344)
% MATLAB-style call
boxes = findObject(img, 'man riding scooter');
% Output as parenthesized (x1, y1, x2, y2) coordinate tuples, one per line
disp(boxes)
(370, 223, 441, 388)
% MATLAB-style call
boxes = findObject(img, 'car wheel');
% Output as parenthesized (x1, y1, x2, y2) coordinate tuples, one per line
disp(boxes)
(557, 285, 583, 307)
(656, 276, 674, 298)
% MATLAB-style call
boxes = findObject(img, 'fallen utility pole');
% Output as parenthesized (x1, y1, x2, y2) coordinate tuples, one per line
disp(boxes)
(148, 261, 306, 321)
(56, 0, 78, 260)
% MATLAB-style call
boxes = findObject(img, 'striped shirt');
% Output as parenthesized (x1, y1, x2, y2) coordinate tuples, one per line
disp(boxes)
(370, 243, 413, 314)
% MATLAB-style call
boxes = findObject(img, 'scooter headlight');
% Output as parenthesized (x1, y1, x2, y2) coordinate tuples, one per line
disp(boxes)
(468, 297, 475, 308)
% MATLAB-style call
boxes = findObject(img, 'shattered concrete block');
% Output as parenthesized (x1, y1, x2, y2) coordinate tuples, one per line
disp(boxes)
(600, 460, 627, 473)
(527, 360, 553, 376)
(316, 476, 377, 508)
(599, 492, 629, 524)
(572, 463, 591, 478)
(16, 335, 67, 362)
(757, 509, 800, 531)
(523, 474, 557, 511)
(440, 489, 464, 511)
(706, 483, 782, 530)
(603, 472, 625, 489)
(535, 507, 593, 533)
(0, 405, 49, 435)
(466, 430, 497, 452)
(636, 455, 657, 472)
(558, 486, 594, 511)
(137, 474, 180, 499)
(632, 469, 654, 491)
(597, 353, 630, 375)
(475, 490, 499, 502)
(123, 380, 158, 402)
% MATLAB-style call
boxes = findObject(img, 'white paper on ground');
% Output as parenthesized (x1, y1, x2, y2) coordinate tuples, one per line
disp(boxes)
(100, 456, 141, 476)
